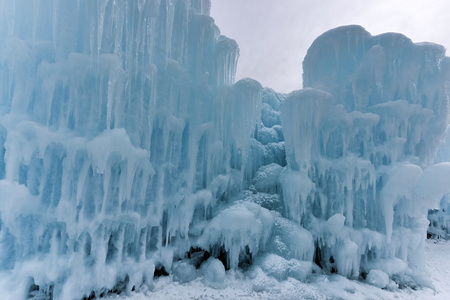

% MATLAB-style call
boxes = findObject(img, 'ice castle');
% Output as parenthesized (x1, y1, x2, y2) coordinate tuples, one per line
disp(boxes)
(1, 0, 450, 299)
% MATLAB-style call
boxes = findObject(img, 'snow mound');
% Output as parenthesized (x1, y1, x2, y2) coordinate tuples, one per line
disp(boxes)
(366, 270, 389, 288)
(196, 201, 274, 269)
(200, 258, 226, 283)
(173, 261, 197, 284)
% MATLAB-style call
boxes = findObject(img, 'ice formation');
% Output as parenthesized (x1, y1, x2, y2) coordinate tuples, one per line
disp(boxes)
(428, 130, 450, 239)
(283, 26, 450, 281)
(0, 1, 450, 299)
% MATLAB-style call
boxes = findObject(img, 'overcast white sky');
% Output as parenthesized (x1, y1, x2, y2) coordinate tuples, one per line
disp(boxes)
(211, 0, 450, 93)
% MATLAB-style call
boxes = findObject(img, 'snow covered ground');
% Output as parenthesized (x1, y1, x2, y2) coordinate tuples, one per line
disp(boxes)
(424, 239, 450, 299)
(106, 239, 450, 300)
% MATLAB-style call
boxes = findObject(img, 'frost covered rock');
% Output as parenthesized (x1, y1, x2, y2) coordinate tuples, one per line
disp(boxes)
(173, 261, 197, 284)
(272, 125, 285, 141)
(200, 258, 226, 283)
(256, 253, 312, 282)
(261, 103, 281, 128)
(268, 216, 314, 261)
(366, 270, 389, 289)
(252, 163, 283, 193)
(247, 192, 284, 214)
(262, 88, 284, 111)
(257, 127, 279, 145)
(195, 201, 274, 268)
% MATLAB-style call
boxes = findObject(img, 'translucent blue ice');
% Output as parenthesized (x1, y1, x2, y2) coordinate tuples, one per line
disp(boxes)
(0, 1, 450, 299)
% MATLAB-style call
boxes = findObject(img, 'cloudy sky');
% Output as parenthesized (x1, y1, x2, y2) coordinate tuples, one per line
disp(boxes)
(211, 0, 450, 93)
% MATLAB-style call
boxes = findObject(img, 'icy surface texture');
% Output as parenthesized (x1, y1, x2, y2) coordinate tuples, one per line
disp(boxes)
(1, 1, 450, 298)
(428, 128, 450, 240)
(427, 193, 450, 239)
(366, 269, 389, 289)
(195, 201, 274, 269)
(172, 260, 197, 283)
(200, 257, 225, 283)
(0, 0, 266, 298)
(282, 25, 450, 280)
(256, 253, 313, 282)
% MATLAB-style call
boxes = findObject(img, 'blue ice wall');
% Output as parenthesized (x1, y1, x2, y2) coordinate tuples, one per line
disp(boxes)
(0, 1, 264, 298)
(281, 25, 450, 279)
(1, 2, 450, 299)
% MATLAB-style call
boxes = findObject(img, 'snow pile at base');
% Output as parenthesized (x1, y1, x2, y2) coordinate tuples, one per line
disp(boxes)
(0, 1, 450, 299)
(200, 258, 226, 283)
(366, 269, 390, 288)
(172, 261, 197, 284)
(256, 253, 313, 282)
(195, 201, 274, 269)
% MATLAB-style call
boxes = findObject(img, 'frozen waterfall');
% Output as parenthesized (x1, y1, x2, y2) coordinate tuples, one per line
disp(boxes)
(0, 1, 450, 299)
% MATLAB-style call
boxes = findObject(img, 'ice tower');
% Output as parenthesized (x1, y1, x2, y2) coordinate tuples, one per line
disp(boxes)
(0, 0, 262, 298)
(0, 1, 450, 299)
(282, 25, 450, 281)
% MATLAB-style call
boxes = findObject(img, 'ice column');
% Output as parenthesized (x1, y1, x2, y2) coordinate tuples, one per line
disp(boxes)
(0, 0, 260, 298)
(281, 25, 450, 279)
